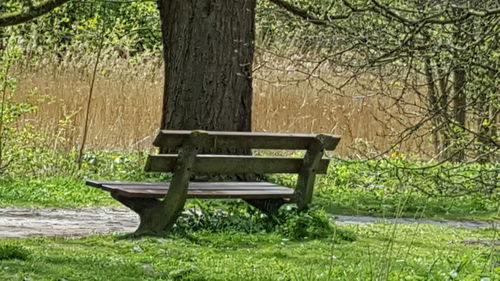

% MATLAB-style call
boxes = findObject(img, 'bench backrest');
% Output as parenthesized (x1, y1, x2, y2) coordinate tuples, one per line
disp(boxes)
(145, 130, 340, 175)
(145, 130, 341, 209)
(152, 130, 340, 150)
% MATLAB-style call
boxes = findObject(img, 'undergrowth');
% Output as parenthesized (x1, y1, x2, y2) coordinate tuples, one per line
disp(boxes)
(174, 202, 357, 242)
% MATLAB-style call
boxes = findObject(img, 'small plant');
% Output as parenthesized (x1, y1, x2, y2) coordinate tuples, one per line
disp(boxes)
(172, 201, 356, 242)
(0, 244, 30, 260)
(277, 205, 356, 241)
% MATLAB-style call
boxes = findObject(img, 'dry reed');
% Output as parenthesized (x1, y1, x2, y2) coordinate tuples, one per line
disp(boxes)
(14, 53, 428, 158)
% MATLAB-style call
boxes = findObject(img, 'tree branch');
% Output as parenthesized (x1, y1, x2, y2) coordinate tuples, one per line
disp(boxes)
(0, 0, 71, 27)
(266, 0, 353, 25)
(268, 0, 500, 28)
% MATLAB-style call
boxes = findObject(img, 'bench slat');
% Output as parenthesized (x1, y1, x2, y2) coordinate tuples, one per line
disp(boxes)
(145, 154, 330, 174)
(88, 182, 290, 190)
(153, 130, 340, 150)
(87, 180, 294, 199)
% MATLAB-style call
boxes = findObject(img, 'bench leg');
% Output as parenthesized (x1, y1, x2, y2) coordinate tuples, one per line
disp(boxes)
(111, 193, 181, 236)
(244, 199, 286, 215)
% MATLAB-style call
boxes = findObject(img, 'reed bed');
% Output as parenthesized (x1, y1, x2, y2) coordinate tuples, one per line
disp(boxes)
(14, 54, 425, 158)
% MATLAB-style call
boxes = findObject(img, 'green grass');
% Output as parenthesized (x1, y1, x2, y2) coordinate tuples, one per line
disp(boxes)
(0, 152, 498, 280)
(1, 150, 498, 220)
(315, 186, 499, 221)
(1, 175, 497, 221)
(1, 153, 498, 221)
(0, 177, 118, 208)
(0, 224, 497, 281)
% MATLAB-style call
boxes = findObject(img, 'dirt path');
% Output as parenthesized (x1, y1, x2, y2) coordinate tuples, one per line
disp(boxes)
(0, 207, 497, 238)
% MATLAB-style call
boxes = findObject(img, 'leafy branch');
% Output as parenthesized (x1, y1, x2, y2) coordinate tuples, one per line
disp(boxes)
(0, 0, 71, 27)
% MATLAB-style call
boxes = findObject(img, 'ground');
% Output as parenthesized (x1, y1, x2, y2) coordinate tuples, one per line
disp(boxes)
(0, 161, 497, 280)
(1, 220, 498, 281)
(0, 207, 496, 238)
(0, 206, 498, 280)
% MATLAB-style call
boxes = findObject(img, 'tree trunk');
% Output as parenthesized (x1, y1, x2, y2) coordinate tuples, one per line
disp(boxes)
(476, 69, 498, 163)
(128, 1, 260, 236)
(451, 65, 467, 162)
(424, 57, 441, 156)
(436, 65, 450, 158)
(157, 0, 256, 135)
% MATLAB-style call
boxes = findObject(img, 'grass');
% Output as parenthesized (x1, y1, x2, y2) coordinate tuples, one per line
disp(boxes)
(316, 185, 499, 221)
(0, 177, 118, 208)
(1, 176, 496, 221)
(0, 225, 497, 281)
(2, 10, 497, 280)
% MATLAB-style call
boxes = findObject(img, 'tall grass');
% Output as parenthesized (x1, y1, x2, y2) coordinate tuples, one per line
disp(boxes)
(13, 52, 428, 158)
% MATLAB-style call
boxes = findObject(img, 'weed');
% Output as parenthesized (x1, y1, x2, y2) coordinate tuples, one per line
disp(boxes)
(172, 201, 355, 242)
(0, 245, 30, 260)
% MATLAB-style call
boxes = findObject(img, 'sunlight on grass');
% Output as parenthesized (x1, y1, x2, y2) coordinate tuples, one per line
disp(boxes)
(0, 225, 497, 281)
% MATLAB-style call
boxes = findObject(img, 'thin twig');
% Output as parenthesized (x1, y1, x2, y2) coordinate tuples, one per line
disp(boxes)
(77, 24, 105, 168)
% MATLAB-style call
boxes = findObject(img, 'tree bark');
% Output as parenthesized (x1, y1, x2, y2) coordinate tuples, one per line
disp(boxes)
(135, 0, 258, 234)
(157, 0, 256, 136)
(424, 57, 441, 156)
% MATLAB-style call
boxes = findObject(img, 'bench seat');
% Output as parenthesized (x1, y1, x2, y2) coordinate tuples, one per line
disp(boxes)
(87, 180, 295, 199)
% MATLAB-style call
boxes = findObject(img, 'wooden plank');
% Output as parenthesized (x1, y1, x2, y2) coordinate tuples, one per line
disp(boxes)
(153, 130, 340, 150)
(90, 182, 288, 190)
(145, 154, 330, 174)
(114, 189, 294, 199)
(93, 182, 294, 199)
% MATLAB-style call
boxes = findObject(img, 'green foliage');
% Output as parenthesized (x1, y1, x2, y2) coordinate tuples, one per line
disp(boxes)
(314, 158, 499, 220)
(174, 201, 272, 234)
(0, 39, 40, 176)
(3, 0, 161, 64)
(0, 245, 30, 261)
(0, 150, 173, 207)
(275, 205, 353, 241)
(173, 201, 351, 241)
(0, 153, 497, 220)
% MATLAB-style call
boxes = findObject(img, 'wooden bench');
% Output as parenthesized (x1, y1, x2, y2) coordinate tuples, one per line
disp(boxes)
(87, 130, 340, 236)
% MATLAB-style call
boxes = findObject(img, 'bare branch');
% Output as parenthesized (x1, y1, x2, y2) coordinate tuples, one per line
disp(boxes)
(266, 0, 351, 25)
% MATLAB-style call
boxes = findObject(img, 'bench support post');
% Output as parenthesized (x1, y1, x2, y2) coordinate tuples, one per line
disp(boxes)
(132, 131, 205, 236)
(295, 136, 326, 211)
(110, 194, 165, 235)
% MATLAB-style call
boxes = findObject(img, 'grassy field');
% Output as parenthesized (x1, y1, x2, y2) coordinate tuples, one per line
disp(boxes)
(1, 225, 497, 281)
(0, 152, 497, 220)
(0, 157, 497, 280)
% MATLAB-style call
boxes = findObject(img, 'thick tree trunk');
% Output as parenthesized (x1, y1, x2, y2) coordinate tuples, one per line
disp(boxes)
(157, 0, 256, 134)
(124, 1, 258, 236)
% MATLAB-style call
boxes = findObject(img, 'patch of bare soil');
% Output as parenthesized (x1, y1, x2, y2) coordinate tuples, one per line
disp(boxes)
(0, 207, 137, 238)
